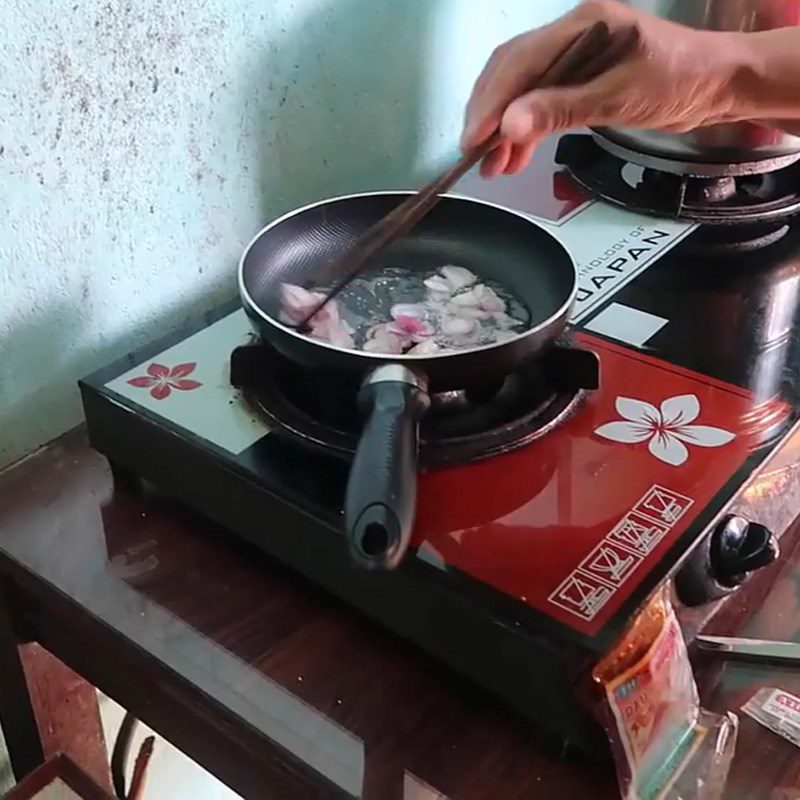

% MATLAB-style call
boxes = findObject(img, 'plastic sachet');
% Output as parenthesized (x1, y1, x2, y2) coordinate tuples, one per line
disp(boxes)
(742, 687, 800, 747)
(592, 587, 738, 800)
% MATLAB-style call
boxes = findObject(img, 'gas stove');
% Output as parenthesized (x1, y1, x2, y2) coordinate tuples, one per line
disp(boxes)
(229, 337, 599, 469)
(556, 133, 800, 251)
(80, 134, 800, 754)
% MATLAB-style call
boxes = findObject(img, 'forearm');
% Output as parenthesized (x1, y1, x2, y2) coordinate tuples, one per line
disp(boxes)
(732, 27, 800, 127)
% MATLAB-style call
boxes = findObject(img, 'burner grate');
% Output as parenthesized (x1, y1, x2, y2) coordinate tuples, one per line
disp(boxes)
(556, 134, 800, 232)
(230, 341, 599, 469)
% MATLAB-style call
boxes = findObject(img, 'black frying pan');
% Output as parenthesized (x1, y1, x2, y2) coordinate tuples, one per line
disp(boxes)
(239, 192, 577, 570)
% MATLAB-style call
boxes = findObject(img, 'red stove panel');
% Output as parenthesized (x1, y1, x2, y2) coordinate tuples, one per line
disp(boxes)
(457, 135, 590, 224)
(413, 333, 784, 636)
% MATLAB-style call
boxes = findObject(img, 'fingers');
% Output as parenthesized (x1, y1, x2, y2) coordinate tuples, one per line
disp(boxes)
(461, 3, 627, 152)
(500, 71, 624, 144)
(461, 56, 503, 150)
(473, 54, 620, 179)
(478, 139, 541, 179)
(503, 141, 540, 174)
(461, 0, 638, 173)
(462, 25, 588, 151)
(479, 139, 513, 178)
(502, 86, 585, 143)
(462, 47, 526, 151)
(462, 108, 503, 153)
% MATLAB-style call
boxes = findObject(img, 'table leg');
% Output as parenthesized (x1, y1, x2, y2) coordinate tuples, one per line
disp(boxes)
(0, 586, 113, 792)
(0, 589, 45, 781)
(19, 643, 113, 792)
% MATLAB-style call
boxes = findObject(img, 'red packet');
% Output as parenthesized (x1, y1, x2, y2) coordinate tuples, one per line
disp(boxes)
(593, 589, 737, 799)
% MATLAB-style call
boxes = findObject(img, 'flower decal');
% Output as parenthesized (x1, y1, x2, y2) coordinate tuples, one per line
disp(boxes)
(594, 394, 735, 467)
(127, 363, 202, 400)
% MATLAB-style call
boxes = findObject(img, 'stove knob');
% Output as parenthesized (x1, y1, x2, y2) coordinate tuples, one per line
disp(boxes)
(710, 515, 779, 587)
(674, 515, 779, 607)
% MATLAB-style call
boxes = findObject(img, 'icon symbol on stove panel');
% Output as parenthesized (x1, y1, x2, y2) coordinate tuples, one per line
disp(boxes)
(608, 513, 669, 556)
(580, 542, 643, 586)
(548, 572, 614, 621)
(634, 485, 693, 527)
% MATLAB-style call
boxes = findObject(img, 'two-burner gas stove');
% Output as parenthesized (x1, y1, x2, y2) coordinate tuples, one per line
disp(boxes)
(80, 134, 800, 755)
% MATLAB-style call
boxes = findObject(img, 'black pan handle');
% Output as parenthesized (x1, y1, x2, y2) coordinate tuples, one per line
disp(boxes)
(345, 366, 430, 571)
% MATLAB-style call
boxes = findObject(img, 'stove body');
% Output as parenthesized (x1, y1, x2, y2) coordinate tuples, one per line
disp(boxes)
(81, 135, 800, 755)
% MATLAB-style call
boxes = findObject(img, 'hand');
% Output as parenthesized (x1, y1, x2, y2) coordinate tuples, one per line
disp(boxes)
(462, 0, 762, 178)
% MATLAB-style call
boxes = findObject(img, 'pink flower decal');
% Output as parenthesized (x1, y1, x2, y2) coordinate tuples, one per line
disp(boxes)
(127, 362, 202, 400)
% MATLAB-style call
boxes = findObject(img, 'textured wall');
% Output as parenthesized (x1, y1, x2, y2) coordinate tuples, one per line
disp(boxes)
(0, 0, 574, 467)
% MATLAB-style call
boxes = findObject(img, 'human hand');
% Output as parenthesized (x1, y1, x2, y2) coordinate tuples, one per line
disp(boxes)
(462, 0, 762, 177)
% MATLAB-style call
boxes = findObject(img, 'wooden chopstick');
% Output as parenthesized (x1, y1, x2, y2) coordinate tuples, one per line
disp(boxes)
(295, 20, 640, 330)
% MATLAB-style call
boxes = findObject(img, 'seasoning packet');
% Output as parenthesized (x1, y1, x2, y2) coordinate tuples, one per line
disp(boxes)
(742, 687, 800, 747)
(593, 587, 738, 799)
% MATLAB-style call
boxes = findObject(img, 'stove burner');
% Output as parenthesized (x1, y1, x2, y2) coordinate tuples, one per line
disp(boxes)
(686, 224, 791, 254)
(680, 175, 737, 204)
(230, 342, 599, 469)
(593, 129, 800, 177)
(556, 134, 800, 233)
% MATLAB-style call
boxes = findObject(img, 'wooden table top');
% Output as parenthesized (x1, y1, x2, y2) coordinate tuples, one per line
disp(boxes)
(1, 427, 799, 799)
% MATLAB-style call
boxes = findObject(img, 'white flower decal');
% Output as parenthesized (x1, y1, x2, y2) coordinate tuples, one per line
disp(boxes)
(594, 394, 735, 467)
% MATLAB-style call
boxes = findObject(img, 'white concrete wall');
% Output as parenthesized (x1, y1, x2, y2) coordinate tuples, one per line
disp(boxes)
(0, 0, 575, 467)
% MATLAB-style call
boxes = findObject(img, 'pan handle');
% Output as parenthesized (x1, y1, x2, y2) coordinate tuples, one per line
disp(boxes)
(345, 365, 430, 571)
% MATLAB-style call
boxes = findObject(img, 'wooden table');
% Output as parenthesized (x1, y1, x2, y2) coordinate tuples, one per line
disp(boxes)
(1, 428, 800, 799)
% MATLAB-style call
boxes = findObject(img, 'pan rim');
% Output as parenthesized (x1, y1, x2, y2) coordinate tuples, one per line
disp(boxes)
(237, 190, 578, 361)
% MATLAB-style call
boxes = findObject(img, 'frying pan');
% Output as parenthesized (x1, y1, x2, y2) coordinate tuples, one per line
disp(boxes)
(238, 191, 577, 571)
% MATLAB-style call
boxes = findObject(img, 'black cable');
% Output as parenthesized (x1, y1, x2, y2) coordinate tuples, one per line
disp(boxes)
(110, 711, 139, 799)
